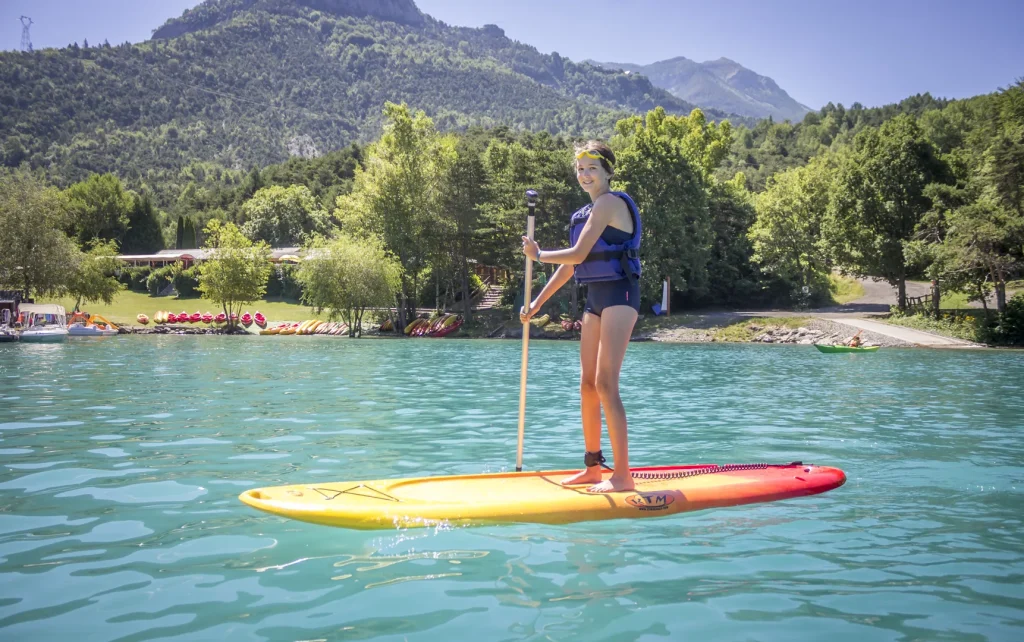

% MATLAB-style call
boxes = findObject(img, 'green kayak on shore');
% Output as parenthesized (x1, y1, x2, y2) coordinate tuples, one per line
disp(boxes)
(815, 344, 880, 353)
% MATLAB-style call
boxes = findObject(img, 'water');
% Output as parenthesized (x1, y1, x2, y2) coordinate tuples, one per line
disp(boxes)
(1, 336, 1022, 641)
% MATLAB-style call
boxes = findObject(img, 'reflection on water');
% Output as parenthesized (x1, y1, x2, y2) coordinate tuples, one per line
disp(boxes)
(0, 337, 1022, 640)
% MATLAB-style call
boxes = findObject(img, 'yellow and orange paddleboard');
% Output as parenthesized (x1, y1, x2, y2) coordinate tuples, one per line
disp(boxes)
(239, 462, 845, 530)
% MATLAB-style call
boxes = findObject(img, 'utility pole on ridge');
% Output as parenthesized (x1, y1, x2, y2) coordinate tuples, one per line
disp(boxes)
(20, 16, 33, 52)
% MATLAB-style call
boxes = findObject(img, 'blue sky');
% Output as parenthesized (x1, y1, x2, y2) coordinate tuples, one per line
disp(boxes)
(2, 0, 1021, 110)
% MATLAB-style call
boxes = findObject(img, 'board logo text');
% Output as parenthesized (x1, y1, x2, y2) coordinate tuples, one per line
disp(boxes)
(626, 493, 675, 511)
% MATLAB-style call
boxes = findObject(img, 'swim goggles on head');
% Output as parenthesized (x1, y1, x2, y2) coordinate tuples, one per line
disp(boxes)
(575, 150, 612, 166)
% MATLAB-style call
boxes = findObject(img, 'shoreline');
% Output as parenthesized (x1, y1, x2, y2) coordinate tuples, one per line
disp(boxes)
(116, 315, 939, 348)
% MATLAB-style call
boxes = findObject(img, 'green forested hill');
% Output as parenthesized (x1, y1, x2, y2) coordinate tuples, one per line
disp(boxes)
(0, 0, 738, 209)
(720, 93, 955, 189)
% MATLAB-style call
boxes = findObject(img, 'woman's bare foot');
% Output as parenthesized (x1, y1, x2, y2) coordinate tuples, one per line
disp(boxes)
(588, 474, 634, 493)
(561, 467, 603, 486)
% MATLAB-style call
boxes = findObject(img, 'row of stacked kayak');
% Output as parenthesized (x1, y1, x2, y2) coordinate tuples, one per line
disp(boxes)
(140, 311, 268, 328)
(260, 320, 349, 336)
(397, 313, 464, 337)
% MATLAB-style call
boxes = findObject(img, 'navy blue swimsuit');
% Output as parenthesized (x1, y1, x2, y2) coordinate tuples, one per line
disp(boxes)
(583, 226, 641, 317)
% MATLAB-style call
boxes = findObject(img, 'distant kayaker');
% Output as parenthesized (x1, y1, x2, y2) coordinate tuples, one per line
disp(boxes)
(849, 330, 863, 348)
(520, 140, 641, 493)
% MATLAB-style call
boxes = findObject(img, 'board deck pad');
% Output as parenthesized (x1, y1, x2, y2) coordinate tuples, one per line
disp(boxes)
(240, 463, 846, 530)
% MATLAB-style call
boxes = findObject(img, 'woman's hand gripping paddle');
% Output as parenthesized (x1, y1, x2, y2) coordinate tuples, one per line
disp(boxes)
(517, 189, 538, 472)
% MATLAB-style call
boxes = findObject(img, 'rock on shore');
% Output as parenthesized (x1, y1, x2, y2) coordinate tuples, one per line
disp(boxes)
(639, 318, 910, 347)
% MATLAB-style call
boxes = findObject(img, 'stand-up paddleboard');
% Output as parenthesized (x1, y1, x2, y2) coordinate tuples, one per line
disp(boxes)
(239, 462, 845, 530)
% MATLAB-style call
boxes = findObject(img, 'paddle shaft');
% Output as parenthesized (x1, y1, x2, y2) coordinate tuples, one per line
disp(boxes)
(516, 201, 536, 472)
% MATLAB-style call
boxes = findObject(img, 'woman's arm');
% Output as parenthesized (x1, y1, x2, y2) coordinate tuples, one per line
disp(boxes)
(522, 195, 624, 265)
(521, 264, 574, 320)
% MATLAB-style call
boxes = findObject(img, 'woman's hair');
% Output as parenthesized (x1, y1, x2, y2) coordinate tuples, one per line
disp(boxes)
(574, 140, 615, 176)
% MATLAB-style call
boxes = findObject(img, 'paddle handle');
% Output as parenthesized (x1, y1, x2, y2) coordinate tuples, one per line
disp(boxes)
(516, 191, 538, 472)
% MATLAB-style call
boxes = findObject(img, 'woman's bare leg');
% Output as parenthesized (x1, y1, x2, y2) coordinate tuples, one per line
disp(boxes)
(561, 311, 604, 486)
(588, 305, 638, 493)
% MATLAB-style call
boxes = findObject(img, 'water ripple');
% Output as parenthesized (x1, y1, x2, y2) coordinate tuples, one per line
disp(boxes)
(0, 337, 1021, 640)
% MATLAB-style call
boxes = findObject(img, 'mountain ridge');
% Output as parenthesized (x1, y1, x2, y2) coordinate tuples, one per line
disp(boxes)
(0, 0, 749, 210)
(590, 55, 811, 121)
(153, 0, 426, 39)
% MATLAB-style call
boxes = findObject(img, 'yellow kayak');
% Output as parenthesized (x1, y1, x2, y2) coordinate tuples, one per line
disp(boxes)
(240, 462, 845, 530)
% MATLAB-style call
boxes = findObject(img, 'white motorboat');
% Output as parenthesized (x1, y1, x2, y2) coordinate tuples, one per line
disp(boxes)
(18, 304, 69, 342)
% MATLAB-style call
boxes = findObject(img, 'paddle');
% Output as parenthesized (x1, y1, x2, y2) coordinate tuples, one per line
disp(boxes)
(516, 189, 539, 472)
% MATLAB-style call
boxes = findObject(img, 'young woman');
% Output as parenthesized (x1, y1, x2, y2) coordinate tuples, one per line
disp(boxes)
(520, 141, 642, 493)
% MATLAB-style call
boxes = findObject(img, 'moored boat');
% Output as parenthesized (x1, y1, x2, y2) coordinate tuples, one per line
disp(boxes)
(18, 304, 69, 342)
(68, 313, 119, 336)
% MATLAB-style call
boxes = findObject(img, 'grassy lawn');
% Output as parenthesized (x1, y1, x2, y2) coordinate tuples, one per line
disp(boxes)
(907, 281, 1022, 309)
(938, 291, 975, 309)
(829, 274, 865, 304)
(47, 291, 328, 326)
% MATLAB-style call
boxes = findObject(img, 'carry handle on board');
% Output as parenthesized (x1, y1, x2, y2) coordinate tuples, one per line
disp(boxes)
(517, 189, 538, 472)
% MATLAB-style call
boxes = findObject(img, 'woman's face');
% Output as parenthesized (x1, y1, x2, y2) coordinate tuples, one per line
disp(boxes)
(576, 155, 611, 196)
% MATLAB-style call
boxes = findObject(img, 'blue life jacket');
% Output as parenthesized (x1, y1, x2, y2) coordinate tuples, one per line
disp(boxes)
(568, 191, 642, 285)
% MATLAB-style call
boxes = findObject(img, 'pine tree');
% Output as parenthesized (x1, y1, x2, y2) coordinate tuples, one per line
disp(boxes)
(175, 215, 185, 249)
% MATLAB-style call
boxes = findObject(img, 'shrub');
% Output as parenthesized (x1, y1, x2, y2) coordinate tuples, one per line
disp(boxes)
(265, 264, 302, 300)
(146, 265, 175, 296)
(995, 293, 1024, 346)
(127, 266, 152, 292)
(173, 266, 200, 298)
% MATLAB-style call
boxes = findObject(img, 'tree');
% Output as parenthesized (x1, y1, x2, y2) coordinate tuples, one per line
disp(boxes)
(939, 198, 1022, 311)
(441, 136, 489, 322)
(241, 184, 333, 247)
(705, 173, 779, 306)
(336, 102, 455, 332)
(121, 193, 165, 254)
(67, 239, 125, 311)
(478, 134, 583, 314)
(750, 156, 836, 305)
(3, 137, 27, 167)
(175, 215, 186, 249)
(980, 132, 1024, 219)
(611, 107, 728, 302)
(197, 220, 271, 329)
(297, 234, 402, 337)
(182, 216, 196, 249)
(63, 173, 134, 245)
(0, 172, 79, 299)
(825, 115, 952, 308)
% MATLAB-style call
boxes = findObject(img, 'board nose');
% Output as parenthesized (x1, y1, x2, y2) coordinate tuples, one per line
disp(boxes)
(240, 489, 267, 504)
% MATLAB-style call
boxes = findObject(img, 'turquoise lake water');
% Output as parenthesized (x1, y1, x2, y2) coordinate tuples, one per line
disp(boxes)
(1, 336, 1022, 641)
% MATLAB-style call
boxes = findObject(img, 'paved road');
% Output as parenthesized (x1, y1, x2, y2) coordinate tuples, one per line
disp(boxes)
(708, 279, 982, 347)
(816, 316, 980, 347)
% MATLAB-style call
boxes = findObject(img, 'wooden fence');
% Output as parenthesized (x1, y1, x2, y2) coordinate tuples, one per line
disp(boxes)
(906, 294, 998, 321)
